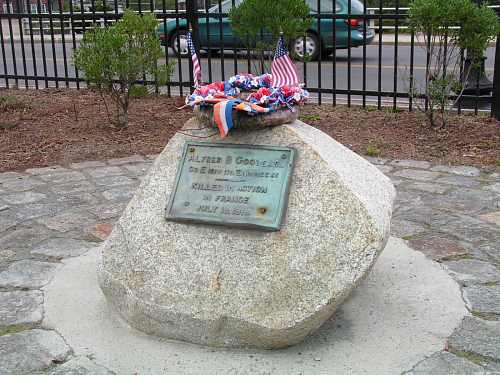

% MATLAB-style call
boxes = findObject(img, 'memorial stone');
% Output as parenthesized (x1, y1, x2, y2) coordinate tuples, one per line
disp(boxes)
(98, 118, 396, 348)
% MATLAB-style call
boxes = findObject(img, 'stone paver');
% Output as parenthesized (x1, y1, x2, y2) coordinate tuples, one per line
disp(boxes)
(479, 212, 500, 228)
(477, 241, 500, 264)
(0, 290, 43, 329)
(25, 166, 68, 175)
(0, 329, 71, 375)
(376, 165, 394, 174)
(122, 162, 151, 176)
(101, 186, 135, 201)
(44, 356, 116, 375)
(409, 235, 470, 261)
(87, 203, 127, 220)
(449, 317, 500, 362)
(0, 171, 25, 182)
(438, 215, 498, 244)
(31, 238, 97, 258)
(391, 159, 431, 169)
(50, 181, 96, 195)
(0, 213, 19, 233)
(430, 165, 481, 177)
(37, 171, 86, 184)
(393, 169, 441, 181)
(407, 182, 450, 194)
(404, 351, 491, 374)
(0, 176, 46, 192)
(444, 260, 500, 286)
(93, 175, 137, 187)
(70, 160, 106, 169)
(464, 285, 500, 316)
(0, 250, 16, 263)
(436, 175, 482, 188)
(363, 156, 388, 165)
(486, 183, 500, 194)
(85, 166, 124, 179)
(0, 155, 499, 373)
(2, 191, 47, 205)
(0, 227, 53, 250)
(0, 260, 59, 289)
(107, 154, 145, 165)
(36, 210, 97, 233)
(390, 219, 426, 238)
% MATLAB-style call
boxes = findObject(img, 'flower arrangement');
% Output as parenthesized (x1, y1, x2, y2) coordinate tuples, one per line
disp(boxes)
(185, 73, 309, 111)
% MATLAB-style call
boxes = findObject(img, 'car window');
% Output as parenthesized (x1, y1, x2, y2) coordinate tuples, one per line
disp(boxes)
(306, 0, 342, 13)
(209, 0, 242, 13)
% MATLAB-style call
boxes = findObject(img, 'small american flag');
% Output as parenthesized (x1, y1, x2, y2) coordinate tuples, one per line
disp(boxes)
(187, 31, 202, 88)
(271, 35, 299, 88)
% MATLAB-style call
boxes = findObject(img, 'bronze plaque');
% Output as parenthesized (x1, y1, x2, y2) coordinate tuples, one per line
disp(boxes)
(165, 142, 296, 231)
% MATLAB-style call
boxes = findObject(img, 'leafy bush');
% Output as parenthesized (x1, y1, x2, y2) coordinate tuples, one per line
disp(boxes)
(74, 9, 174, 128)
(229, 0, 311, 70)
(408, 0, 499, 127)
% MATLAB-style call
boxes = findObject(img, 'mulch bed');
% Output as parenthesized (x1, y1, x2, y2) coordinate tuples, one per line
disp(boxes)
(1, 88, 499, 172)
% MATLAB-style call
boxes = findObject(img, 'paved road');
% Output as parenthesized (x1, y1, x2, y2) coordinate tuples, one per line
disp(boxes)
(0, 39, 496, 105)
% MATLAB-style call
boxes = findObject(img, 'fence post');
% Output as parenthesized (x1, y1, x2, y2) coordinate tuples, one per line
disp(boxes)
(185, 0, 199, 89)
(491, 35, 500, 119)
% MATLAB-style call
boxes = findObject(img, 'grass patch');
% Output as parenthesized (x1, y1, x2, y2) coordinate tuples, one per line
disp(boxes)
(0, 324, 31, 337)
(365, 144, 381, 157)
(299, 113, 322, 122)
(450, 349, 492, 366)
(437, 253, 473, 262)
(0, 122, 18, 130)
(361, 105, 378, 112)
(384, 106, 404, 114)
(401, 235, 415, 241)
(471, 311, 499, 321)
(0, 95, 28, 112)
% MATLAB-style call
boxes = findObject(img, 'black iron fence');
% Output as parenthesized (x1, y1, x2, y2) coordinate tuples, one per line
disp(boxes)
(0, 0, 499, 115)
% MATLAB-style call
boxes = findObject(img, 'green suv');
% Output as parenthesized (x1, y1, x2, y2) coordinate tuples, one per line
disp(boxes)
(157, 0, 375, 60)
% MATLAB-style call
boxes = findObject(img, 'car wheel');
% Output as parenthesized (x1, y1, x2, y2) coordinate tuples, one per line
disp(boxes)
(322, 48, 333, 58)
(204, 49, 220, 57)
(293, 33, 320, 61)
(171, 29, 189, 58)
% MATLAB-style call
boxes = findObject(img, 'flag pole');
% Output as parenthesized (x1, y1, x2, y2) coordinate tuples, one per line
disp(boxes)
(187, 23, 194, 89)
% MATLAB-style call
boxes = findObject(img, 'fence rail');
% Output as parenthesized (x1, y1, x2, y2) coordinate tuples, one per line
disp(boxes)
(0, 1, 498, 114)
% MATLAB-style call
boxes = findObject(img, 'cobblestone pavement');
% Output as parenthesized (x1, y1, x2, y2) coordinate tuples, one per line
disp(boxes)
(0, 154, 499, 374)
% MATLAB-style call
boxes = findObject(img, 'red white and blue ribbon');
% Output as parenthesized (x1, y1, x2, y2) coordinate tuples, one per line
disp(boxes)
(214, 99, 239, 138)
(213, 99, 275, 138)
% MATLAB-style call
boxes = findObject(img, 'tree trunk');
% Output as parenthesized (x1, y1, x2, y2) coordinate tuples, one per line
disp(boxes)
(117, 106, 128, 128)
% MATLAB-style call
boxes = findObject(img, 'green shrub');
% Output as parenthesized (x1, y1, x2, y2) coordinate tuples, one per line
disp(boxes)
(229, 0, 311, 70)
(74, 9, 174, 128)
(408, 0, 500, 128)
(365, 144, 381, 157)
(0, 95, 27, 112)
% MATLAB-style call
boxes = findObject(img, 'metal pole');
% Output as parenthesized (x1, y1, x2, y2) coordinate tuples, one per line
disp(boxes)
(186, 0, 198, 89)
(491, 35, 500, 119)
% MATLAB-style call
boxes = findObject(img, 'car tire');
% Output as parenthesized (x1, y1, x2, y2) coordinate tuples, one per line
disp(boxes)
(170, 29, 189, 58)
(322, 48, 334, 58)
(293, 32, 320, 61)
(205, 49, 220, 57)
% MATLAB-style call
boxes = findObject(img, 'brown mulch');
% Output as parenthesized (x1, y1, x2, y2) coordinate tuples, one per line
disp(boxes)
(1, 88, 499, 172)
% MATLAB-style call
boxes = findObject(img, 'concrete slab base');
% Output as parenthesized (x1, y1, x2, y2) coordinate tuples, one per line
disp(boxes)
(42, 237, 467, 375)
